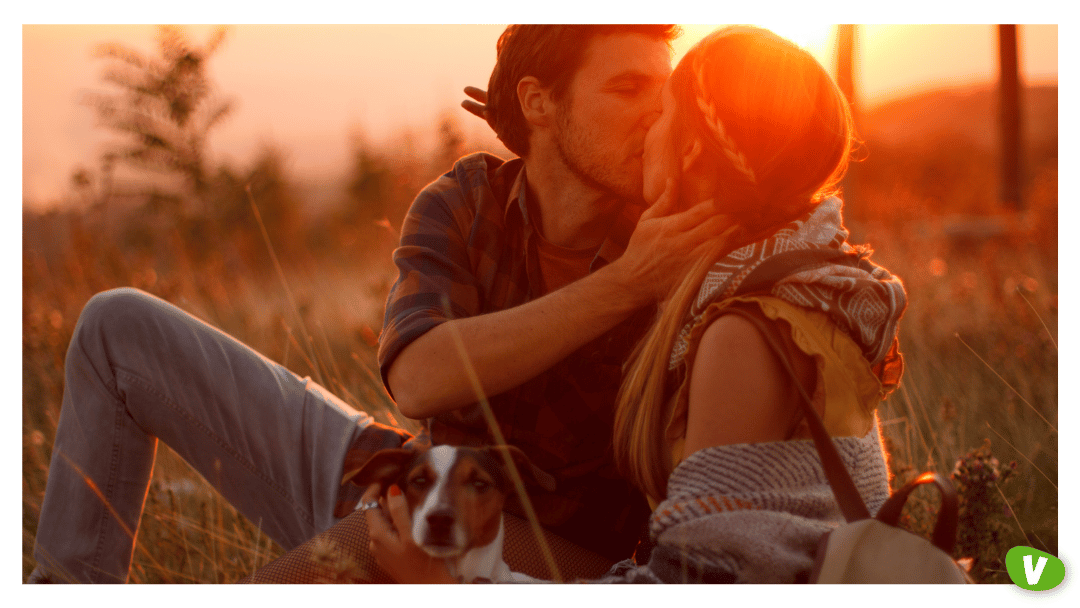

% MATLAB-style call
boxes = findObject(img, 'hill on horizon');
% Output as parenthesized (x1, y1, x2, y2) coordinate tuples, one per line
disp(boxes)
(861, 82, 1057, 152)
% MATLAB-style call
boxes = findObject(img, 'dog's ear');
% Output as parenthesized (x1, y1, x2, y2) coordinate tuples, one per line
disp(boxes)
(341, 448, 415, 488)
(481, 445, 556, 493)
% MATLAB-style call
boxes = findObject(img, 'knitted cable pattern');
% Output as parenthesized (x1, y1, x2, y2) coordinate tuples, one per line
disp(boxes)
(577, 428, 890, 584)
(519, 432, 893, 584)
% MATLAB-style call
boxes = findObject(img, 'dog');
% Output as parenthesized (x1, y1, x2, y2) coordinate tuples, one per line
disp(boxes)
(344, 444, 556, 583)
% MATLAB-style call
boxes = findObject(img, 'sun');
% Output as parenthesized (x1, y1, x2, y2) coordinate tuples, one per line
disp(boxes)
(759, 23, 836, 52)
(675, 24, 837, 67)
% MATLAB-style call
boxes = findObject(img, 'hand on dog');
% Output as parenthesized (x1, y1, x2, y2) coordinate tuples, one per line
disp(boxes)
(363, 483, 457, 584)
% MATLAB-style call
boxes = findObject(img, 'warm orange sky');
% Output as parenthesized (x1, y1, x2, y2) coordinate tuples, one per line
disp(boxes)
(21, 23, 1059, 208)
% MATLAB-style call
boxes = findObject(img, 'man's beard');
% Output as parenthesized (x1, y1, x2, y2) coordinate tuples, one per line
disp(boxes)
(554, 109, 644, 204)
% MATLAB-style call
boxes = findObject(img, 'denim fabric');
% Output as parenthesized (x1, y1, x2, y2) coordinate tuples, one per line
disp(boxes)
(30, 288, 405, 583)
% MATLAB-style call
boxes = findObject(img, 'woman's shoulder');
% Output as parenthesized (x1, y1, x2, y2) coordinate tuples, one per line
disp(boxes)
(664, 294, 883, 464)
(678, 298, 817, 453)
(686, 295, 880, 401)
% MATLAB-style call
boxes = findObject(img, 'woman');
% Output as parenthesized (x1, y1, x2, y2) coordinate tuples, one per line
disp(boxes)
(365, 26, 907, 583)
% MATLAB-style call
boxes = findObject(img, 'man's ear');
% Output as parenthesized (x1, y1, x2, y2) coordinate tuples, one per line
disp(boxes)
(681, 138, 704, 173)
(517, 76, 555, 128)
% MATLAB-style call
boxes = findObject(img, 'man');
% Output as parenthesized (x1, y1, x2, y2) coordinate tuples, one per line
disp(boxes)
(377, 24, 701, 563)
(314, 24, 730, 579)
(29, 24, 727, 583)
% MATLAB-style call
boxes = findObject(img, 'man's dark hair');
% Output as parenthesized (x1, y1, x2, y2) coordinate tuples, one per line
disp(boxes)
(486, 24, 681, 157)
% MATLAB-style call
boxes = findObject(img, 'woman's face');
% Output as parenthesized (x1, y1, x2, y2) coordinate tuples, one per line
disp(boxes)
(641, 78, 682, 206)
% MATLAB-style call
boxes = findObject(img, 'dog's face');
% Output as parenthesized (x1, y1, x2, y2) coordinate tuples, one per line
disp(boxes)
(346, 445, 555, 559)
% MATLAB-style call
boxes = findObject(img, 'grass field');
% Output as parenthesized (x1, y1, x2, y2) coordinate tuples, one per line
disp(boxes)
(22, 84, 1057, 583)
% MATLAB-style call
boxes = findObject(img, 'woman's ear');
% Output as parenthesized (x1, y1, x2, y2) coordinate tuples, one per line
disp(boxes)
(681, 138, 704, 173)
(517, 76, 554, 128)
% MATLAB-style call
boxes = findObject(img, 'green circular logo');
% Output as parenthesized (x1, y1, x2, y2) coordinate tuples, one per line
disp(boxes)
(1006, 546, 1065, 591)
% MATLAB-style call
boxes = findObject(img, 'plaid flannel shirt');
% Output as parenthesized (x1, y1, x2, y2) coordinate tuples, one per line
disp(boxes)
(376, 152, 654, 561)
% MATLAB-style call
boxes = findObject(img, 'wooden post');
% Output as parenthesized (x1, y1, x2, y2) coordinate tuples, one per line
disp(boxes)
(835, 25, 858, 202)
(998, 24, 1023, 211)
(835, 24, 857, 110)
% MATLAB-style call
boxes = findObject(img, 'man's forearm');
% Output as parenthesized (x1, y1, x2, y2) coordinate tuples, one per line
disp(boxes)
(387, 262, 647, 419)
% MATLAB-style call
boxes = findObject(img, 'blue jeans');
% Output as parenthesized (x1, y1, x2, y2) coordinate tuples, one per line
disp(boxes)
(30, 288, 407, 583)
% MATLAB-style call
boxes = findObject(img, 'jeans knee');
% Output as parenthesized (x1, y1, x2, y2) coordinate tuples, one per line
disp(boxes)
(76, 288, 157, 342)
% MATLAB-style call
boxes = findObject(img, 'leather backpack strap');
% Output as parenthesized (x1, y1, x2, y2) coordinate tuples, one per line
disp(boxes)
(720, 306, 871, 523)
(875, 472, 959, 553)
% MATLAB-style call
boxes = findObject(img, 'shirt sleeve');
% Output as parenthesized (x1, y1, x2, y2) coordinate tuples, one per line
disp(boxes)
(376, 168, 483, 397)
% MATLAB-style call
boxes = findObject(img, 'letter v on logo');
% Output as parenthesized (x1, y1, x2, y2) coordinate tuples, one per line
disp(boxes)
(1024, 554, 1048, 585)
(1006, 546, 1066, 591)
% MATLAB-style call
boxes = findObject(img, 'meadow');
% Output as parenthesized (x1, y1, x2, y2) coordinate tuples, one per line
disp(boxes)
(22, 84, 1057, 584)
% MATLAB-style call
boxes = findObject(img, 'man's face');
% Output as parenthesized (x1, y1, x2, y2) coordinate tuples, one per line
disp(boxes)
(553, 33, 672, 203)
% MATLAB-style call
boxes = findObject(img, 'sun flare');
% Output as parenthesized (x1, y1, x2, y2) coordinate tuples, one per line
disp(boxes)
(758, 23, 835, 51)
(675, 23, 837, 69)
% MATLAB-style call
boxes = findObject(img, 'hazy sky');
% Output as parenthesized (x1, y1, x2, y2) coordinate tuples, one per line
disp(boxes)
(19, 20, 1060, 207)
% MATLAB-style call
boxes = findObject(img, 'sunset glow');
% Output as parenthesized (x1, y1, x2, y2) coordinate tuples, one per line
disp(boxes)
(718, 23, 833, 54)
(22, 24, 1058, 207)
(18, 19, 1063, 584)
(674, 24, 836, 68)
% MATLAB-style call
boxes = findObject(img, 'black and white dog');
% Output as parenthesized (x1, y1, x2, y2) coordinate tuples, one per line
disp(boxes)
(345, 444, 555, 583)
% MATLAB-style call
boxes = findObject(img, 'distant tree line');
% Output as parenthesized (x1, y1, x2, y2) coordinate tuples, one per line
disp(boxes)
(54, 26, 1057, 272)
(65, 25, 477, 275)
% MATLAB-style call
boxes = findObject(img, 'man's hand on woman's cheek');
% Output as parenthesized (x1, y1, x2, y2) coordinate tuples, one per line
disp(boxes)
(609, 178, 739, 304)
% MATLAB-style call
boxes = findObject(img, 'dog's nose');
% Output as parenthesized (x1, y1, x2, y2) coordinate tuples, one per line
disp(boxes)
(426, 509, 455, 532)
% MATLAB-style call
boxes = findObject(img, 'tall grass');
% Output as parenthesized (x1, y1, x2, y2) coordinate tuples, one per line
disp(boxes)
(22, 206, 414, 582)
(850, 161, 1058, 583)
(23, 86, 1057, 583)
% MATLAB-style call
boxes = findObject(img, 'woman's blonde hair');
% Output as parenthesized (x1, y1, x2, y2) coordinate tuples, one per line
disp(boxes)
(612, 26, 856, 500)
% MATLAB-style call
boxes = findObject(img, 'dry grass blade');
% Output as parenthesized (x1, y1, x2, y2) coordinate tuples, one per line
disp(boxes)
(246, 183, 324, 386)
(1016, 286, 1056, 350)
(994, 482, 1030, 546)
(896, 382, 939, 468)
(955, 333, 1056, 432)
(984, 422, 1056, 490)
(440, 296, 563, 582)
(53, 450, 173, 582)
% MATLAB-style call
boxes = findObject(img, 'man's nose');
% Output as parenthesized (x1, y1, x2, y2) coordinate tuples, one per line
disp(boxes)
(641, 90, 663, 129)
(642, 107, 662, 130)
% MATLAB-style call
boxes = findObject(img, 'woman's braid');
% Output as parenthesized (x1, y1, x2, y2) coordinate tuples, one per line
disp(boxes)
(692, 56, 758, 185)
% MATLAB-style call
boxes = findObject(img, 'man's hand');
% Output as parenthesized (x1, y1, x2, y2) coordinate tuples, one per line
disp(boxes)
(606, 178, 739, 306)
(363, 484, 457, 584)
(461, 86, 489, 121)
(389, 179, 739, 420)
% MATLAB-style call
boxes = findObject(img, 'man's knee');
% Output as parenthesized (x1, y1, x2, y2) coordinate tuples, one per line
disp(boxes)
(75, 287, 160, 344)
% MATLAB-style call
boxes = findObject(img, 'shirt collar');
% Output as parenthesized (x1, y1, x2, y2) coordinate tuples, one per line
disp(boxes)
(503, 160, 530, 225)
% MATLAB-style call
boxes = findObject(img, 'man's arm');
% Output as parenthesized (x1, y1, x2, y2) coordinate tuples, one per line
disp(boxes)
(389, 181, 733, 419)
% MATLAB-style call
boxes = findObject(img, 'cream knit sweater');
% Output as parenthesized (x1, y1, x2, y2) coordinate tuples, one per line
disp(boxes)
(586, 427, 891, 584)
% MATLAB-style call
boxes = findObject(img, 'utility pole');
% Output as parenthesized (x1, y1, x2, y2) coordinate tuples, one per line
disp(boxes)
(835, 24, 857, 110)
(835, 24, 858, 202)
(998, 24, 1023, 211)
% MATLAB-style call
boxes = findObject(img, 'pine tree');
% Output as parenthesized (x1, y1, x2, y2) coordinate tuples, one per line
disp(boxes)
(86, 25, 233, 215)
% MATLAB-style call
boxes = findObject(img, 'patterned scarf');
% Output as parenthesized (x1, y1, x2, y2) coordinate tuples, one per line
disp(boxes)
(668, 197, 906, 389)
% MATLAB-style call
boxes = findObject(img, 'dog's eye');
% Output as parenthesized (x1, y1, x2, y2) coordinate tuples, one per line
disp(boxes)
(409, 476, 429, 488)
(471, 479, 491, 492)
